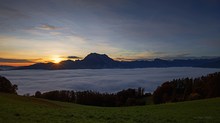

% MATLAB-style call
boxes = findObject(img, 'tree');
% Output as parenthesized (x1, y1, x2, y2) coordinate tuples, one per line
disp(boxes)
(0, 76, 17, 94)
(153, 72, 220, 104)
(35, 91, 42, 98)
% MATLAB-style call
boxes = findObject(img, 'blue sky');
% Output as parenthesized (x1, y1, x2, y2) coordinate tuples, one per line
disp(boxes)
(0, 0, 220, 65)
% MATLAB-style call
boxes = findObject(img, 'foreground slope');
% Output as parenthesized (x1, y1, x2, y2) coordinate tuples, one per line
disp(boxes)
(0, 93, 219, 123)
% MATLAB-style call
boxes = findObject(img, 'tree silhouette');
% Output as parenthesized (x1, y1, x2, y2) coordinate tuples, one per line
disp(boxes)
(0, 76, 17, 94)
(35, 88, 149, 107)
(153, 72, 220, 104)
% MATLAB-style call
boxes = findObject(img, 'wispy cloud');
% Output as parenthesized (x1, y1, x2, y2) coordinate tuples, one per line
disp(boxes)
(60, 56, 82, 60)
(159, 53, 191, 60)
(0, 5, 27, 19)
(114, 58, 137, 61)
(36, 24, 61, 31)
(0, 58, 34, 63)
(113, 50, 158, 61)
(23, 24, 63, 37)
(67, 56, 81, 59)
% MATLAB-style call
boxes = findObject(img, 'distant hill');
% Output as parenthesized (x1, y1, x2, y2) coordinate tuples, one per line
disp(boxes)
(0, 65, 16, 70)
(16, 53, 220, 70)
(197, 59, 220, 68)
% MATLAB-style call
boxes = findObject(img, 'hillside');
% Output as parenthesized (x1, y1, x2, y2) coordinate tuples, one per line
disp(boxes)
(0, 93, 219, 123)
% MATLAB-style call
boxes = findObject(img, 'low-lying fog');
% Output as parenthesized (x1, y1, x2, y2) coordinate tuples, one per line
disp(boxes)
(1, 67, 220, 95)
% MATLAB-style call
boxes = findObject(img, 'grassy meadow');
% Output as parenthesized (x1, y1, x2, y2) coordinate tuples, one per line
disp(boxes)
(0, 93, 219, 123)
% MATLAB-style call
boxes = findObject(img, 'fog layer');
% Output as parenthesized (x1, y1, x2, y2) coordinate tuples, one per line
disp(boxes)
(0, 67, 219, 95)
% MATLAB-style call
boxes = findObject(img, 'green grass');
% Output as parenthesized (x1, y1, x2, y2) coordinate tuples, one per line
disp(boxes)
(0, 93, 220, 123)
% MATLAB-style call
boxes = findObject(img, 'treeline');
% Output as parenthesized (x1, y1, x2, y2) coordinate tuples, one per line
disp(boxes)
(35, 88, 151, 107)
(153, 72, 220, 104)
(0, 76, 17, 94)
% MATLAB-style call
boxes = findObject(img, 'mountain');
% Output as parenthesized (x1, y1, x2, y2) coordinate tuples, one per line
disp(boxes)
(0, 65, 16, 70)
(17, 53, 119, 70)
(16, 53, 220, 70)
(81, 53, 119, 68)
(83, 53, 114, 63)
(196, 58, 220, 68)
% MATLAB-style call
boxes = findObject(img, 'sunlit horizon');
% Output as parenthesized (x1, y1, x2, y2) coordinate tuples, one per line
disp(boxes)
(0, 0, 220, 66)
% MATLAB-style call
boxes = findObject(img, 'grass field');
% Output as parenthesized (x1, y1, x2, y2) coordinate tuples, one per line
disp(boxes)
(0, 93, 219, 123)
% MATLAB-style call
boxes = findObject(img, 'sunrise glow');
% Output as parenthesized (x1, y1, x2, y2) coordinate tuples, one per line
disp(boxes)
(51, 55, 63, 63)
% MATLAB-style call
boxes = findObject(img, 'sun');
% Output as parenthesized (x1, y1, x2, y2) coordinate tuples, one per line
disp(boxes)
(51, 55, 62, 63)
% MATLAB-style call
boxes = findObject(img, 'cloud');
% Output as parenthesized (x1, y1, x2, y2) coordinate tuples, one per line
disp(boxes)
(113, 51, 191, 61)
(36, 24, 60, 31)
(30, 58, 44, 62)
(0, 58, 34, 63)
(67, 56, 81, 59)
(0, 5, 29, 32)
(60, 56, 82, 60)
(0, 5, 27, 19)
(160, 53, 191, 60)
(49, 31, 62, 36)
(114, 58, 137, 61)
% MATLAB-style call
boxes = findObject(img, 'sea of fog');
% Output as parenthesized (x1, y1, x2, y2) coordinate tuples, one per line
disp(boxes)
(0, 67, 220, 95)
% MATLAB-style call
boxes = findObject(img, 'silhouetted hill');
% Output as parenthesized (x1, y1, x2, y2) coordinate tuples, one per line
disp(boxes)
(197, 58, 220, 68)
(16, 53, 220, 70)
(83, 53, 114, 63)
(17, 63, 55, 70)
(0, 65, 16, 70)
(81, 53, 119, 68)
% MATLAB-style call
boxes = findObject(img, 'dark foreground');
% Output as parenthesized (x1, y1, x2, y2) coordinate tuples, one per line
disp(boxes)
(0, 93, 219, 123)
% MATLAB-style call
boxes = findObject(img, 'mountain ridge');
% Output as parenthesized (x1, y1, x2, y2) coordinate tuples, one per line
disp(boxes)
(16, 53, 220, 70)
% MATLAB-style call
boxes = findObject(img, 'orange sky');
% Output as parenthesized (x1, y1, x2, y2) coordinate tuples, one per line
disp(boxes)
(0, 62, 33, 67)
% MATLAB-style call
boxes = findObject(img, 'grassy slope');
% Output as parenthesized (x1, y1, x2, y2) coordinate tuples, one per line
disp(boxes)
(0, 93, 219, 123)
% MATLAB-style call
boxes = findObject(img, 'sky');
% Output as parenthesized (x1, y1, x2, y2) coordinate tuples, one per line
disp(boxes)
(0, 0, 220, 66)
